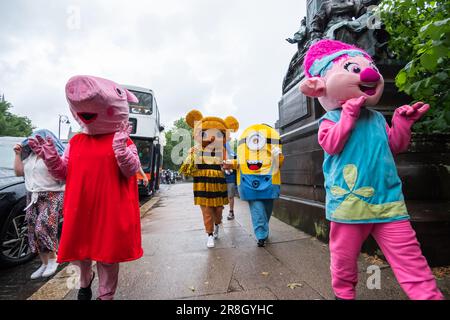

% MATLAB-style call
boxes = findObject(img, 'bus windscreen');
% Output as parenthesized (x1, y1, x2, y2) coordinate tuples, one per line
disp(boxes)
(134, 139, 153, 172)
(129, 91, 153, 115)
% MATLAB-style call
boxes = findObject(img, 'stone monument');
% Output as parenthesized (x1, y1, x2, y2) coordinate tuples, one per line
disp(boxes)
(275, 0, 450, 266)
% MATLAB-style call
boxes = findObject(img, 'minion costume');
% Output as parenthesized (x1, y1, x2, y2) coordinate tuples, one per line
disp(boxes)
(230, 124, 284, 247)
(180, 110, 239, 248)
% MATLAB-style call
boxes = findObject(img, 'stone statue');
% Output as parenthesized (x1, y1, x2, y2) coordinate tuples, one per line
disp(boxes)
(282, 0, 387, 93)
(310, 0, 360, 41)
(324, 3, 387, 58)
(286, 17, 308, 48)
(324, 7, 372, 46)
(309, 0, 383, 40)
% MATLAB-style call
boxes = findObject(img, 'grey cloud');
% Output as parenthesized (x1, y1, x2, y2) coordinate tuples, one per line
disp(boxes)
(0, 0, 306, 137)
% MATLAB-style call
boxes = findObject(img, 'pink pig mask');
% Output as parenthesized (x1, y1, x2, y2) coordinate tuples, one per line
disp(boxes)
(299, 40, 384, 110)
(65, 75, 138, 135)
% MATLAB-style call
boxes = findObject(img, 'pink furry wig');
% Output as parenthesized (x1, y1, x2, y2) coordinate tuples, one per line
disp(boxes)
(303, 39, 371, 78)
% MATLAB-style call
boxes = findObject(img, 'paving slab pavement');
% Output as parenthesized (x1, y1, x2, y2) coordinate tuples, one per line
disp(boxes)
(29, 183, 449, 300)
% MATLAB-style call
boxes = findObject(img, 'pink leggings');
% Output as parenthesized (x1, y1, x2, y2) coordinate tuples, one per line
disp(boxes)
(73, 260, 119, 300)
(330, 220, 443, 300)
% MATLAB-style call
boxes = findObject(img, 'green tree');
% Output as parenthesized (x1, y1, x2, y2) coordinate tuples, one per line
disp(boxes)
(163, 117, 193, 171)
(0, 99, 34, 137)
(379, 0, 450, 133)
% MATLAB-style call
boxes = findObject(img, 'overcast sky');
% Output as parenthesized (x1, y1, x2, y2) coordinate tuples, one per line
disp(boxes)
(0, 0, 306, 139)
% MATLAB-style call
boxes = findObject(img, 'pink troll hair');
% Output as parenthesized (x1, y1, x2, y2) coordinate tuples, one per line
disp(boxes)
(303, 39, 371, 78)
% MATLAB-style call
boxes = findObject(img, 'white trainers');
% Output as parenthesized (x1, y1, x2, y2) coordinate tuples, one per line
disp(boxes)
(213, 224, 221, 239)
(207, 235, 215, 248)
(42, 259, 59, 277)
(30, 264, 47, 279)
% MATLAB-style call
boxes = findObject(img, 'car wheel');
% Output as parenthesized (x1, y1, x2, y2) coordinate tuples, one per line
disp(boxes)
(0, 199, 37, 268)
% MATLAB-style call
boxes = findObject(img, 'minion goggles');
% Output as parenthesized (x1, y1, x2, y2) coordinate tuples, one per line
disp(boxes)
(238, 131, 280, 151)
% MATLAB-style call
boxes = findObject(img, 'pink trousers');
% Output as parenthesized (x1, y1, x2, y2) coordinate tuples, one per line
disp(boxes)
(73, 260, 119, 300)
(330, 220, 444, 300)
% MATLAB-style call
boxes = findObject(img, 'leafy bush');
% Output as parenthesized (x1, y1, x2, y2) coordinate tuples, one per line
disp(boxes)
(379, 0, 450, 133)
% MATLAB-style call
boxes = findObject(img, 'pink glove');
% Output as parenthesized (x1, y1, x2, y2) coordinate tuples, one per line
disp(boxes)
(28, 135, 59, 161)
(112, 121, 141, 178)
(341, 96, 367, 119)
(387, 102, 430, 154)
(318, 96, 367, 155)
(393, 102, 430, 127)
(28, 135, 68, 180)
(113, 121, 132, 149)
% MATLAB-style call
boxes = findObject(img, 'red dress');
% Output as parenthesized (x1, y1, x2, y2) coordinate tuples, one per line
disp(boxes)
(57, 133, 143, 264)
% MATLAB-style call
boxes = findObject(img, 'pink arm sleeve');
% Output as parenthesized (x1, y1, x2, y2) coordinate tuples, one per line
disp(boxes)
(318, 111, 358, 155)
(386, 116, 412, 155)
(45, 144, 70, 181)
(113, 141, 141, 178)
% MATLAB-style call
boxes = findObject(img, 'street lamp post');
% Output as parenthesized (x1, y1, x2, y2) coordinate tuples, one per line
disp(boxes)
(58, 115, 70, 139)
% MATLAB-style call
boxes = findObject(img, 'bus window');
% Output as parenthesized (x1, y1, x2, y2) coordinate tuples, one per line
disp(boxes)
(129, 118, 137, 134)
(129, 91, 153, 115)
(134, 139, 153, 171)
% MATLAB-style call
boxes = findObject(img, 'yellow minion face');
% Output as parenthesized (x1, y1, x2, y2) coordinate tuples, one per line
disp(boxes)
(238, 124, 281, 175)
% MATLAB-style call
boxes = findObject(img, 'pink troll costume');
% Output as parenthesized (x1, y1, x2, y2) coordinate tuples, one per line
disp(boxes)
(28, 75, 143, 300)
(299, 40, 443, 300)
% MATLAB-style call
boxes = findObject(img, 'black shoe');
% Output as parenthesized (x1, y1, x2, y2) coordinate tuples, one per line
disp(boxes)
(227, 212, 235, 220)
(335, 296, 354, 300)
(77, 272, 95, 301)
(257, 239, 265, 247)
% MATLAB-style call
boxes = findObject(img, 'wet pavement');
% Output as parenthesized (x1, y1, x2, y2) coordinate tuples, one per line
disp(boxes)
(7, 183, 449, 300)
(0, 258, 67, 300)
(55, 183, 448, 300)
(0, 190, 155, 300)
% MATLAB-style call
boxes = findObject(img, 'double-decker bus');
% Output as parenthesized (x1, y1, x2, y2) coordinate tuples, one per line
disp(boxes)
(123, 85, 164, 197)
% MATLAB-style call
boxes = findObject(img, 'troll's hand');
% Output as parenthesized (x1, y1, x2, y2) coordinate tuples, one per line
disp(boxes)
(341, 96, 367, 119)
(28, 135, 59, 161)
(394, 102, 430, 126)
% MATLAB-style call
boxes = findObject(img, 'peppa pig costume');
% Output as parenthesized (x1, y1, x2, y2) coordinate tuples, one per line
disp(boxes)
(28, 75, 143, 300)
(300, 40, 443, 300)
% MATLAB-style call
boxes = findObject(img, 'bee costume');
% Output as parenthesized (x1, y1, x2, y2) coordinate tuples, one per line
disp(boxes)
(182, 144, 229, 207)
(180, 110, 239, 242)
